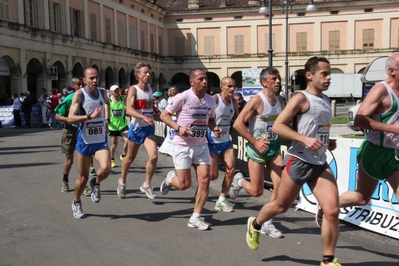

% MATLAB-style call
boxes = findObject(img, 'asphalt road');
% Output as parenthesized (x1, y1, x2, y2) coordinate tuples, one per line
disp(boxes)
(0, 127, 397, 266)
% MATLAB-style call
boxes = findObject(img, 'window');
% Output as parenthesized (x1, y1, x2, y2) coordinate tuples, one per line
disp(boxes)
(105, 18, 111, 43)
(234, 35, 244, 54)
(363, 29, 374, 49)
(50, 2, 61, 32)
(118, 22, 124, 47)
(71, 8, 84, 38)
(24, 0, 44, 28)
(329, 30, 340, 51)
(158, 36, 163, 55)
(90, 13, 97, 41)
(296, 32, 307, 52)
(130, 26, 136, 49)
(141, 30, 145, 51)
(0, 0, 10, 21)
(204, 36, 214, 55)
(175, 37, 185, 56)
(265, 33, 276, 53)
(150, 33, 154, 53)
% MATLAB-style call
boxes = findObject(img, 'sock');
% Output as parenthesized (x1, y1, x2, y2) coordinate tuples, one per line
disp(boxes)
(218, 196, 226, 202)
(252, 217, 262, 230)
(63, 174, 68, 182)
(237, 178, 244, 188)
(142, 183, 149, 187)
(263, 219, 273, 226)
(322, 255, 334, 264)
(74, 200, 81, 204)
(191, 213, 200, 219)
(121, 154, 126, 157)
(111, 157, 115, 160)
(166, 174, 174, 185)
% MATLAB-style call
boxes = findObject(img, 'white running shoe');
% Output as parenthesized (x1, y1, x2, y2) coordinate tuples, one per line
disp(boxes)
(229, 172, 243, 199)
(215, 199, 234, 212)
(140, 184, 156, 199)
(160, 170, 175, 195)
(90, 177, 101, 203)
(117, 178, 126, 199)
(188, 216, 210, 231)
(261, 223, 284, 238)
(71, 200, 85, 219)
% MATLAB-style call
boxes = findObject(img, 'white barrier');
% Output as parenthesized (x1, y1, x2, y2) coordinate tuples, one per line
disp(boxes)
(296, 138, 399, 239)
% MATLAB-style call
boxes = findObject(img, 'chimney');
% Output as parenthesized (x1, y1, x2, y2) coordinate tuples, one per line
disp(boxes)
(188, 0, 199, 9)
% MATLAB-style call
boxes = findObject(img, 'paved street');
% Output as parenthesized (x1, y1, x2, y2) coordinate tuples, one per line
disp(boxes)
(0, 127, 397, 266)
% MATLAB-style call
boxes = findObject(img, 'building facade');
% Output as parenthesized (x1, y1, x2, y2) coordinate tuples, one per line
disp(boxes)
(0, 0, 398, 99)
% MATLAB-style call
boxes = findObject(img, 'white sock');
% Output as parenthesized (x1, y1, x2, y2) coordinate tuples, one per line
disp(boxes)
(142, 183, 149, 187)
(263, 219, 273, 227)
(237, 178, 244, 188)
(166, 175, 174, 185)
(191, 213, 200, 219)
(218, 196, 226, 202)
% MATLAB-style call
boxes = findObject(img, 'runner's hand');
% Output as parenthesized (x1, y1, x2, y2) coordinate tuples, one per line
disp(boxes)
(254, 139, 270, 154)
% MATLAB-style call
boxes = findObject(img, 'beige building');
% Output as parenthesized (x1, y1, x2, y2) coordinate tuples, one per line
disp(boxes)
(0, 0, 398, 99)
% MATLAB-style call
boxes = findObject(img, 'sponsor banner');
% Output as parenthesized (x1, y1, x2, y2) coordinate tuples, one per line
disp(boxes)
(296, 138, 399, 239)
(0, 104, 43, 127)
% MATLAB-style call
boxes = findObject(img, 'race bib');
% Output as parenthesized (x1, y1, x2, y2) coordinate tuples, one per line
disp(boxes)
(219, 124, 231, 136)
(266, 123, 278, 140)
(85, 121, 104, 136)
(112, 109, 123, 118)
(316, 124, 331, 145)
(143, 110, 154, 120)
(190, 120, 207, 138)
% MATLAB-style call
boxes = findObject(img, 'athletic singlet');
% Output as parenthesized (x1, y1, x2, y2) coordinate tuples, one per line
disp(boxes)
(130, 85, 154, 129)
(207, 94, 235, 144)
(248, 92, 282, 144)
(367, 81, 399, 149)
(109, 96, 127, 131)
(165, 88, 216, 146)
(77, 88, 106, 145)
(287, 91, 331, 165)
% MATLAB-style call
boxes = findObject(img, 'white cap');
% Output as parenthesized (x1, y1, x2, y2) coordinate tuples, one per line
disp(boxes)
(110, 85, 119, 91)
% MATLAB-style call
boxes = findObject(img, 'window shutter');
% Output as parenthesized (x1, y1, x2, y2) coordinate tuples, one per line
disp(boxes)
(130, 26, 135, 49)
(90, 14, 97, 41)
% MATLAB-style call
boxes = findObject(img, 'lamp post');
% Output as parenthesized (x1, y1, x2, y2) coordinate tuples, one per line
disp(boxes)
(259, 0, 273, 67)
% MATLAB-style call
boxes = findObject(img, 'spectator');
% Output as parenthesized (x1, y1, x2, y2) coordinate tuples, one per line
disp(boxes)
(12, 93, 22, 128)
(37, 88, 47, 107)
(233, 92, 247, 113)
(49, 89, 62, 129)
(153, 91, 167, 112)
(21, 91, 34, 128)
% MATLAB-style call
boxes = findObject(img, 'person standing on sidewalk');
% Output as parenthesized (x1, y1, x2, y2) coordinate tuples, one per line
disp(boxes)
(117, 62, 158, 199)
(108, 85, 128, 168)
(245, 56, 341, 266)
(68, 67, 111, 219)
(231, 67, 285, 238)
(12, 93, 22, 128)
(206, 76, 239, 213)
(55, 77, 91, 196)
(159, 68, 222, 230)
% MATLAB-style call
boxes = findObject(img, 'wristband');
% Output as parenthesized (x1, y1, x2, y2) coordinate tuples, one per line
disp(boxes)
(176, 126, 181, 132)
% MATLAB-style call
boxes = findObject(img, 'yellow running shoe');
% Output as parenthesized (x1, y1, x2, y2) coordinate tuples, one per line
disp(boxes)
(120, 154, 126, 162)
(111, 159, 116, 168)
(320, 258, 342, 266)
(246, 217, 260, 251)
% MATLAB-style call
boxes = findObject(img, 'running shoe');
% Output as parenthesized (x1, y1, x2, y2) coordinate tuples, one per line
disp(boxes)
(83, 186, 92, 196)
(120, 154, 126, 162)
(71, 200, 85, 219)
(261, 223, 284, 238)
(140, 184, 157, 199)
(111, 159, 116, 168)
(215, 199, 234, 212)
(89, 167, 96, 176)
(316, 202, 324, 228)
(320, 258, 342, 266)
(61, 182, 69, 193)
(246, 217, 260, 250)
(188, 216, 210, 230)
(116, 178, 126, 198)
(229, 172, 243, 199)
(90, 177, 101, 203)
(160, 170, 175, 195)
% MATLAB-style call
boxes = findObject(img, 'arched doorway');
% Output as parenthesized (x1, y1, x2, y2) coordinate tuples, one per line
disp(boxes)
(292, 69, 306, 91)
(231, 71, 242, 89)
(206, 72, 220, 94)
(0, 56, 18, 97)
(105, 67, 114, 89)
(171, 72, 190, 92)
(72, 63, 84, 79)
(331, 68, 344, 74)
(51, 61, 66, 92)
(150, 72, 157, 90)
(118, 68, 126, 89)
(26, 58, 44, 97)
(159, 72, 166, 91)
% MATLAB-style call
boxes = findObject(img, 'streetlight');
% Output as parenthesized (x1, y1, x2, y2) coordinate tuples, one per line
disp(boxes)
(282, 0, 317, 102)
(259, 0, 273, 67)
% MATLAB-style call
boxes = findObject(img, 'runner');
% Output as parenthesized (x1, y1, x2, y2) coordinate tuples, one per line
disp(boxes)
(159, 68, 222, 230)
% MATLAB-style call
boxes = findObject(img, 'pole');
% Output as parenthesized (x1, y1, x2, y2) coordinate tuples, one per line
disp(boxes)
(268, 0, 273, 67)
(284, 1, 290, 102)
